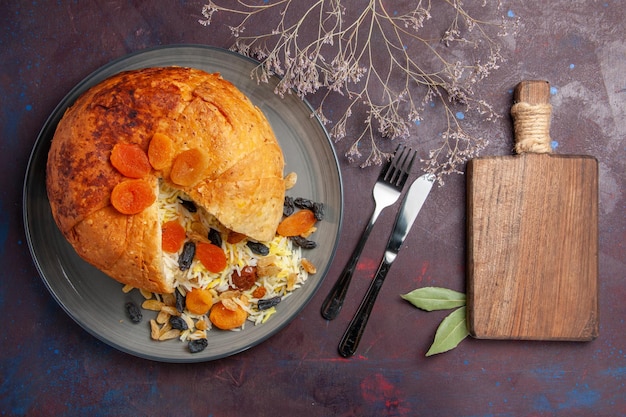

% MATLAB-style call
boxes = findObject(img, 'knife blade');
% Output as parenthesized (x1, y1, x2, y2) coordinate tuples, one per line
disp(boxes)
(338, 173, 435, 357)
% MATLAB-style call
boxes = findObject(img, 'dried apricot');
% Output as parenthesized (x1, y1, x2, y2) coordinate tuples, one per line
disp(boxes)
(196, 242, 228, 273)
(110, 179, 155, 214)
(276, 209, 317, 237)
(148, 133, 174, 170)
(110, 143, 151, 178)
(185, 288, 213, 315)
(170, 148, 210, 187)
(161, 220, 186, 253)
(209, 302, 248, 330)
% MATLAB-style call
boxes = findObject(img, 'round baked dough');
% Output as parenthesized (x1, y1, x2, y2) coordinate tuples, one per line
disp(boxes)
(46, 67, 285, 293)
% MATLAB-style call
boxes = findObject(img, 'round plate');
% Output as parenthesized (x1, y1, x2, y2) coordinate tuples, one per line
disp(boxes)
(23, 45, 343, 363)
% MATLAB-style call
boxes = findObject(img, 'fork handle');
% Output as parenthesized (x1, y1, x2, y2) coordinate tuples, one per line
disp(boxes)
(320, 208, 380, 320)
(338, 257, 393, 357)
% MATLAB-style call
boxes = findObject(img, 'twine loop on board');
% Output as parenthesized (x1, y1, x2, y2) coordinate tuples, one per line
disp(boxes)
(511, 102, 552, 154)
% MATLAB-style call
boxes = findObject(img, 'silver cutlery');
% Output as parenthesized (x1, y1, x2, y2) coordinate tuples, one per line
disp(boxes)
(321, 145, 417, 320)
(338, 173, 435, 357)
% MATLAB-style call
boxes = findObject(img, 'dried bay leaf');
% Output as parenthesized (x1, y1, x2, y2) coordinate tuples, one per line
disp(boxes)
(401, 287, 466, 311)
(425, 307, 469, 356)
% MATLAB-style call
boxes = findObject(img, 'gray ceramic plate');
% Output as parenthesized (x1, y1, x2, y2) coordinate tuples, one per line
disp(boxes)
(23, 45, 342, 363)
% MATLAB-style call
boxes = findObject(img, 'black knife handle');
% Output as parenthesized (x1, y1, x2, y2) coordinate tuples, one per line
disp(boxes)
(338, 258, 392, 357)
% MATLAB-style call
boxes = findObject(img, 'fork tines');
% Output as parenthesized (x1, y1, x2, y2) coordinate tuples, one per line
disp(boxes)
(382, 144, 417, 188)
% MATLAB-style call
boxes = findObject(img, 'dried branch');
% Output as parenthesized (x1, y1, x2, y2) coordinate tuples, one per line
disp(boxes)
(200, 0, 516, 182)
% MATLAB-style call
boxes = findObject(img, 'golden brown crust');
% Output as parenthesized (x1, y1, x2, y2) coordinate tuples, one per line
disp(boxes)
(46, 67, 285, 293)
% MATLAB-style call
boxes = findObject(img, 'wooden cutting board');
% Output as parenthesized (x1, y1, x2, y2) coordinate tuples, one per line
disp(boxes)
(466, 80, 599, 341)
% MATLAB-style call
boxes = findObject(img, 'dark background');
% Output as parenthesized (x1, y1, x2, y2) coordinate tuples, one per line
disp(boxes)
(1, 1, 624, 416)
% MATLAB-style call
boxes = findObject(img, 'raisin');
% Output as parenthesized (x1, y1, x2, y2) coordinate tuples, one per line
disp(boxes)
(175, 288, 185, 313)
(125, 301, 142, 323)
(252, 286, 267, 299)
(178, 241, 196, 271)
(169, 316, 189, 331)
(313, 202, 325, 221)
(283, 196, 295, 217)
(208, 228, 222, 247)
(188, 338, 208, 353)
(257, 296, 282, 311)
(247, 241, 269, 256)
(294, 197, 314, 210)
(232, 266, 258, 291)
(290, 236, 317, 249)
(178, 197, 197, 213)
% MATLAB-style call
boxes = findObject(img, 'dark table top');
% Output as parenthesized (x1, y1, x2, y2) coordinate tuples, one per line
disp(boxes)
(2, 1, 624, 416)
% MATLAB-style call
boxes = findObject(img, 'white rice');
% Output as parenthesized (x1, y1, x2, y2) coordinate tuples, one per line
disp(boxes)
(151, 181, 309, 338)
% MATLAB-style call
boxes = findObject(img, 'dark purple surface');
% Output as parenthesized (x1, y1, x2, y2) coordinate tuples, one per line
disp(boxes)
(2, 1, 625, 416)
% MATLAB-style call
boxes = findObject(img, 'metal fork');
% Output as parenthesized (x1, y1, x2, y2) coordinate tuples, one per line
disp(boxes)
(321, 144, 416, 320)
